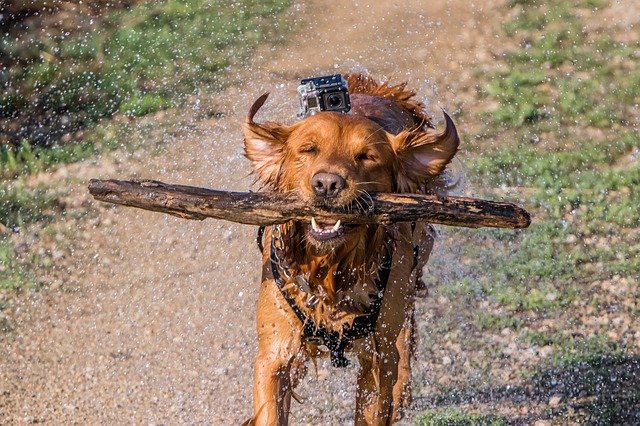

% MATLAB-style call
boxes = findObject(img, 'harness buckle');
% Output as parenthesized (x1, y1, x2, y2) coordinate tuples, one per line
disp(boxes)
(305, 294, 319, 308)
(295, 274, 312, 293)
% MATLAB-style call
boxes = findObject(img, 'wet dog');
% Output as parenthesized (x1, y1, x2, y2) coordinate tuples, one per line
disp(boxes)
(243, 74, 459, 425)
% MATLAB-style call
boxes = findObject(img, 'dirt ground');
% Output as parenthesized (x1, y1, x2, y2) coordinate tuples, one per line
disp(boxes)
(1, 0, 504, 423)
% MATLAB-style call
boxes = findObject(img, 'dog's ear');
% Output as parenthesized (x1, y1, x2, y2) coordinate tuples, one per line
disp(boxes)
(390, 110, 460, 192)
(243, 92, 292, 188)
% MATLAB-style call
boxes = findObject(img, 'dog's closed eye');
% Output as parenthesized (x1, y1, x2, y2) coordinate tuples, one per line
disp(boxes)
(299, 144, 318, 154)
(355, 151, 375, 162)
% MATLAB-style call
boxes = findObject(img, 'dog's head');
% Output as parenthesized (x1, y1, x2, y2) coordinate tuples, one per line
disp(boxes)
(244, 92, 459, 252)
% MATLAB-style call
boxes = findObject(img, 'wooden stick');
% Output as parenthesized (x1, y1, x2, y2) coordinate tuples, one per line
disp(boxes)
(88, 179, 531, 229)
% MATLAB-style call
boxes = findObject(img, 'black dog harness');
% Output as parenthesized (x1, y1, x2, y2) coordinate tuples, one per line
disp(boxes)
(257, 224, 419, 368)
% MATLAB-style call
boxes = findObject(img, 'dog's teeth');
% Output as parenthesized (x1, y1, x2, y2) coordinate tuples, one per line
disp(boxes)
(311, 217, 320, 231)
(332, 220, 341, 232)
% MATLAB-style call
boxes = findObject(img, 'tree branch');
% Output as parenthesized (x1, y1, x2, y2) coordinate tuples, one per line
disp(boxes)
(88, 179, 531, 229)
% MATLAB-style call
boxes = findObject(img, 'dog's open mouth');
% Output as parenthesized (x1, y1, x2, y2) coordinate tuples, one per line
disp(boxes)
(309, 217, 343, 241)
(308, 217, 358, 242)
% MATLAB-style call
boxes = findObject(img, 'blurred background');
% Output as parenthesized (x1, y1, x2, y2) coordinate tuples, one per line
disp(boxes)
(1, 0, 638, 424)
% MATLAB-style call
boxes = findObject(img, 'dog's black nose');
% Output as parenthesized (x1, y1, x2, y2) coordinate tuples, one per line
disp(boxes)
(311, 172, 346, 197)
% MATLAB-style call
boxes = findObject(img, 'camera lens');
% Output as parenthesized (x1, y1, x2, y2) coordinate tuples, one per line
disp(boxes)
(327, 94, 343, 108)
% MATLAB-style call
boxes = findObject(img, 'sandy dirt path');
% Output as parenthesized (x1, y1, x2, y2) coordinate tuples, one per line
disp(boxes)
(0, 1, 500, 423)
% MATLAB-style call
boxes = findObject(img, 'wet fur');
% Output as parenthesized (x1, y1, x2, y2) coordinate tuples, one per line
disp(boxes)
(243, 73, 459, 425)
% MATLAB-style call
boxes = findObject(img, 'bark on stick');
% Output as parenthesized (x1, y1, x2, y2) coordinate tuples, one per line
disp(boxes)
(88, 179, 531, 229)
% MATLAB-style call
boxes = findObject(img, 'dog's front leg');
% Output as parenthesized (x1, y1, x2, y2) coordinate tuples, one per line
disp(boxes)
(248, 279, 302, 426)
(355, 335, 400, 426)
(356, 232, 415, 425)
(391, 310, 415, 421)
(252, 351, 294, 425)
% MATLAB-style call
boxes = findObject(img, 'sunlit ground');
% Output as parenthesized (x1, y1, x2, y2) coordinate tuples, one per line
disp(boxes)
(1, 0, 638, 424)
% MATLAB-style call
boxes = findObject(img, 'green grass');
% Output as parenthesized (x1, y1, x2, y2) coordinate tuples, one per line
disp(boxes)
(480, 0, 637, 129)
(0, 228, 55, 292)
(447, 0, 638, 373)
(444, 0, 640, 317)
(0, 119, 134, 179)
(419, 2, 639, 420)
(416, 2, 640, 422)
(475, 312, 523, 332)
(521, 330, 559, 347)
(0, 137, 117, 179)
(550, 333, 624, 366)
(520, 330, 624, 365)
(0, 181, 59, 228)
(1, 0, 291, 160)
(0, 181, 60, 291)
(0, 236, 38, 291)
(0, 0, 293, 293)
(417, 408, 507, 426)
(471, 132, 638, 189)
(483, 70, 549, 126)
(468, 133, 640, 283)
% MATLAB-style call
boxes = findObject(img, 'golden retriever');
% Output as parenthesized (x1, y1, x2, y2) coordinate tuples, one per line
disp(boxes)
(243, 73, 459, 425)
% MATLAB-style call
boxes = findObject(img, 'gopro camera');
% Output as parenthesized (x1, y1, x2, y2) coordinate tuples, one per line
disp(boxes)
(297, 74, 351, 117)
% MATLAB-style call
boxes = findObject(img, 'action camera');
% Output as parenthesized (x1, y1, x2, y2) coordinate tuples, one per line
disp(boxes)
(297, 74, 351, 117)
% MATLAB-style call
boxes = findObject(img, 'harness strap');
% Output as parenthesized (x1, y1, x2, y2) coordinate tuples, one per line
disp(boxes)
(256, 226, 266, 253)
(268, 232, 392, 368)
(261, 222, 419, 368)
(411, 222, 419, 269)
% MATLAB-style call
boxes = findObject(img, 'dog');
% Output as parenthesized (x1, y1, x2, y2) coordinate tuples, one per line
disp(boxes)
(243, 73, 459, 425)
